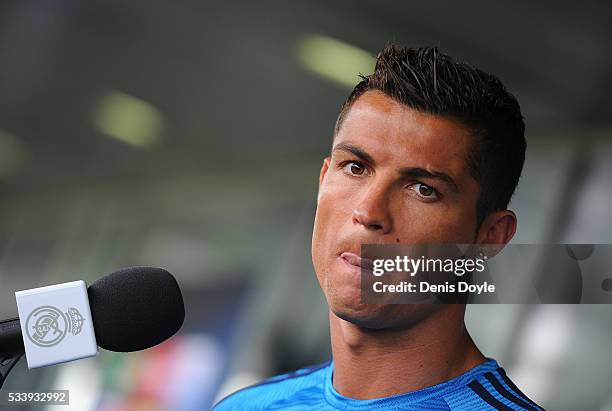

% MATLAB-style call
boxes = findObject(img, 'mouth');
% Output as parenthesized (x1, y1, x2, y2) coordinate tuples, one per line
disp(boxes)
(339, 252, 374, 271)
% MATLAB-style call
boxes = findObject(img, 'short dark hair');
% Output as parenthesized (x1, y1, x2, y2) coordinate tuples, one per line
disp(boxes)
(334, 45, 526, 226)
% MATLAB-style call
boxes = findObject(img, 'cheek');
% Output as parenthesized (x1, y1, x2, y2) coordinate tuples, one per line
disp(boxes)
(313, 186, 341, 248)
(312, 187, 332, 262)
(394, 202, 478, 243)
(312, 179, 353, 266)
(315, 176, 354, 228)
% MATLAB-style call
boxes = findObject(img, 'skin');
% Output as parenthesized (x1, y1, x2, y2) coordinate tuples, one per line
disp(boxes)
(311, 90, 517, 399)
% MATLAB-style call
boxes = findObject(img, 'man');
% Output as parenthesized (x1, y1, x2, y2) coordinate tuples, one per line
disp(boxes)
(214, 45, 543, 410)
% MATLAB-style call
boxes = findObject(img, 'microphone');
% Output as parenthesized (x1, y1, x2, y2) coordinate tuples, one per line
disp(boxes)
(0, 267, 184, 388)
(88, 267, 185, 353)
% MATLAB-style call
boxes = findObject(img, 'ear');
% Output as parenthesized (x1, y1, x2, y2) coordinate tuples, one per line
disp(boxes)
(319, 157, 331, 187)
(475, 210, 517, 257)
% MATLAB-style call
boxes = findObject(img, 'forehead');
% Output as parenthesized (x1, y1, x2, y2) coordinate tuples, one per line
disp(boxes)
(336, 91, 474, 177)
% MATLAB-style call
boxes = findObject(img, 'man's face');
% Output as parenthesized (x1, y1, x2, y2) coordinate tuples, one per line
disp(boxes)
(311, 90, 482, 328)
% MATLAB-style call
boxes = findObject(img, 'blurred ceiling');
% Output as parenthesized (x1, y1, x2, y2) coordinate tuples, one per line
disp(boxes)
(0, 0, 610, 188)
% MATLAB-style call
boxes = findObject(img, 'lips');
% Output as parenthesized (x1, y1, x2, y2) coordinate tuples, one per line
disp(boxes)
(339, 252, 374, 271)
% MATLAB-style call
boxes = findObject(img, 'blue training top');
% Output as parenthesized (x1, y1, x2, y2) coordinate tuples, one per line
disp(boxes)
(212, 358, 544, 410)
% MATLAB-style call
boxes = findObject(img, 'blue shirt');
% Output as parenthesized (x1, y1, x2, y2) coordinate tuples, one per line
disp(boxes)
(212, 359, 544, 410)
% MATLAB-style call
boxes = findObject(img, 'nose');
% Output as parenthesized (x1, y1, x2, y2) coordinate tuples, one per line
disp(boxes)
(352, 184, 392, 233)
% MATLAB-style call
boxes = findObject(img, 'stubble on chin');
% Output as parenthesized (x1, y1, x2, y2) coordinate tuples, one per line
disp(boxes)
(330, 300, 441, 331)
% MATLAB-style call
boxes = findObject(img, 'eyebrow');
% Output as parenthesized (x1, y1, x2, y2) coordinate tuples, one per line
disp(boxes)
(332, 142, 459, 192)
(332, 143, 377, 165)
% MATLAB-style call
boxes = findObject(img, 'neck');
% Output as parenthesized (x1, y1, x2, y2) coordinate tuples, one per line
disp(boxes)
(329, 306, 486, 399)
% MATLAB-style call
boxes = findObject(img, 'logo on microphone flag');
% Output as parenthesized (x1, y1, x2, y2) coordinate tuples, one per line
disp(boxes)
(25, 306, 85, 348)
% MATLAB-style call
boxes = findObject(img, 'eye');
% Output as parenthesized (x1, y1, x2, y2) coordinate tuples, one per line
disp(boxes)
(411, 183, 439, 200)
(342, 161, 366, 176)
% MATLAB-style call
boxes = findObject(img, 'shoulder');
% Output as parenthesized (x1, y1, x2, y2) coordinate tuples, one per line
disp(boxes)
(212, 361, 331, 411)
(444, 365, 545, 411)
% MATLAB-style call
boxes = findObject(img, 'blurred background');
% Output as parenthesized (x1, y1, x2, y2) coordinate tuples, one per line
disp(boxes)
(0, 0, 611, 410)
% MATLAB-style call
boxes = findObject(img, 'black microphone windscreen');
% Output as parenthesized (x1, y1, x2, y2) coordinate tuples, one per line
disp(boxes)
(87, 267, 185, 352)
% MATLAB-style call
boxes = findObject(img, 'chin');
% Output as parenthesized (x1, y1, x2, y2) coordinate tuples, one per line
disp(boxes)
(331, 300, 439, 330)
(329, 298, 396, 329)
(334, 310, 391, 329)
